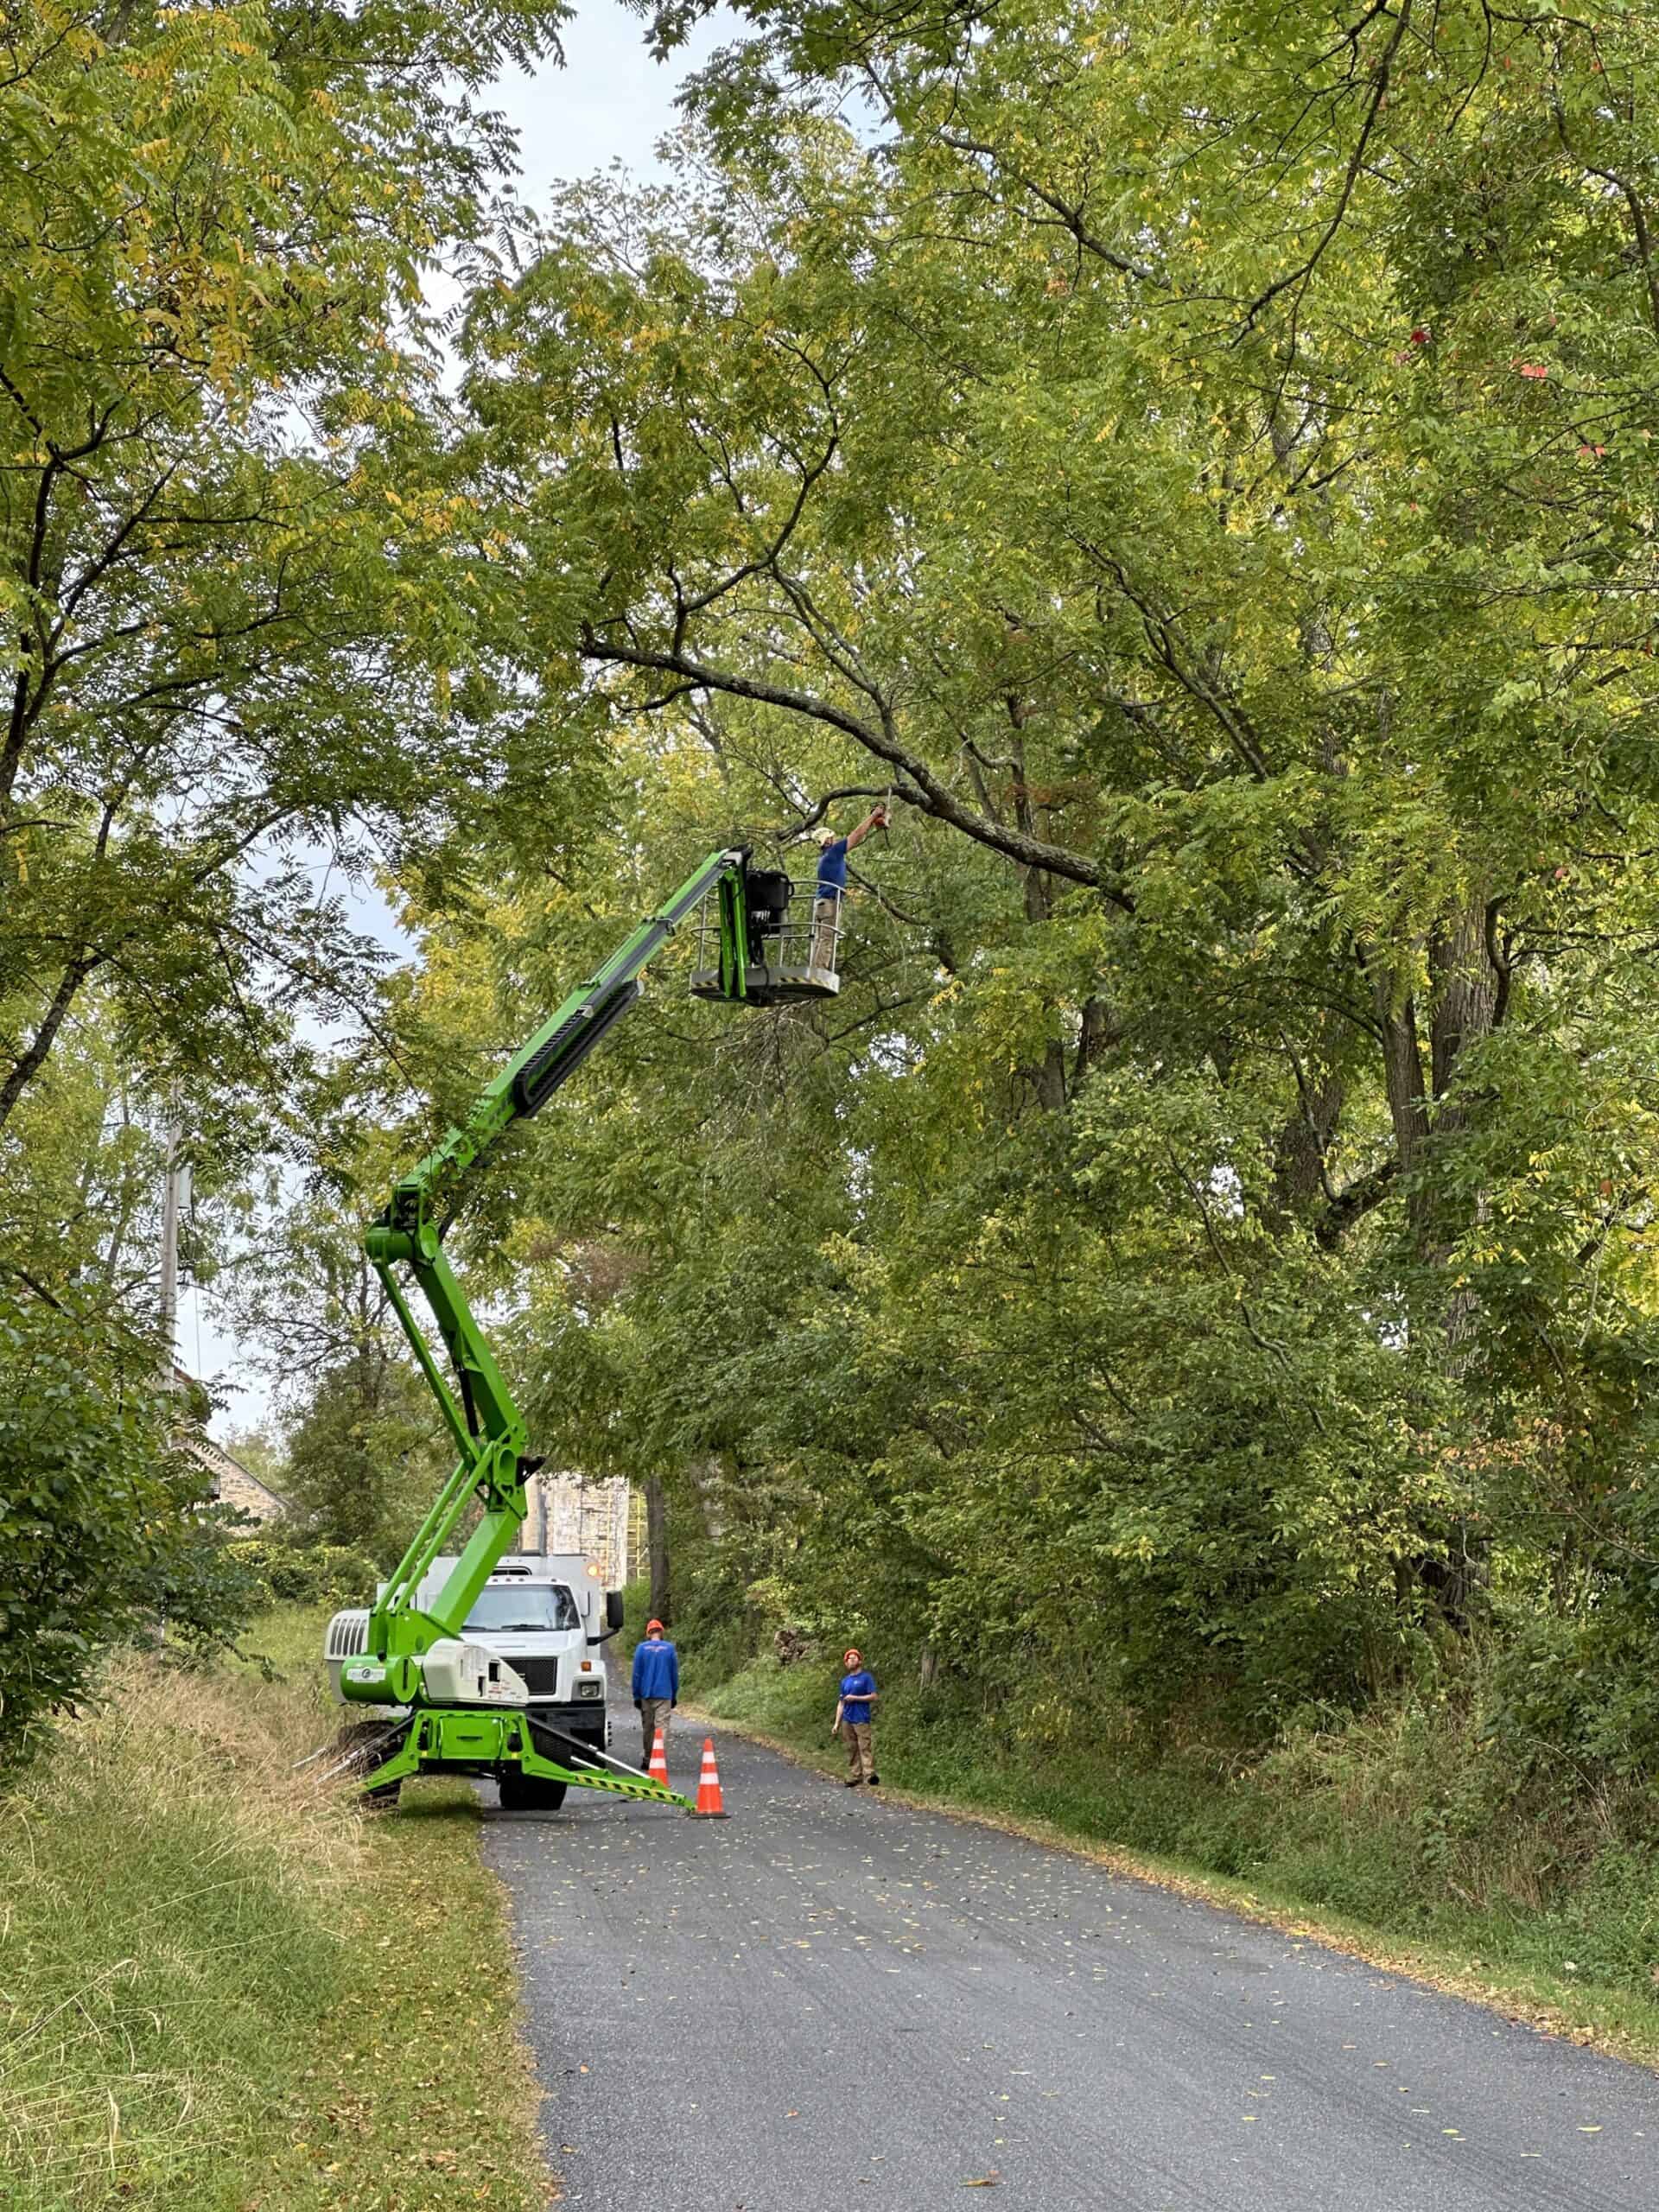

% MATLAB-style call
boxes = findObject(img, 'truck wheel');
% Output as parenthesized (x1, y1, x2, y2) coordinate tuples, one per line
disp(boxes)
(499, 1774, 567, 1812)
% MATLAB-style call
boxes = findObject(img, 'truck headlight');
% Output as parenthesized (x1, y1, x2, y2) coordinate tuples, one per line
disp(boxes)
(575, 1680, 604, 1700)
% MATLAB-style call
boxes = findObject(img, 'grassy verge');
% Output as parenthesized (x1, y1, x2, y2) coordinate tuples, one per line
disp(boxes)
(0, 1607, 547, 2211)
(697, 1651, 1659, 2069)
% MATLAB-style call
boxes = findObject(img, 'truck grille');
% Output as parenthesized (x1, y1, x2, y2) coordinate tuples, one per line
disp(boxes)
(513, 1658, 562, 1699)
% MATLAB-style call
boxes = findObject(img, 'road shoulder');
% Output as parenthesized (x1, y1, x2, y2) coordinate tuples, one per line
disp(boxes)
(685, 1703, 1659, 2075)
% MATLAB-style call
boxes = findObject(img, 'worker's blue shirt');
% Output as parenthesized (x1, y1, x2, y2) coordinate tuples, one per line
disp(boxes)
(840, 1669, 877, 1725)
(632, 1639, 679, 1700)
(815, 839, 849, 898)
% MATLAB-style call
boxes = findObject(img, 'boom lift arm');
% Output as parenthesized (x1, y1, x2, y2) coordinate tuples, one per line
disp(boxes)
(336, 849, 760, 1807)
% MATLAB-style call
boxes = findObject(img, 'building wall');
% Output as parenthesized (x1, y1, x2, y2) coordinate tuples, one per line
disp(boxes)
(525, 1472, 632, 1585)
(213, 1460, 289, 1525)
(168, 1365, 289, 1526)
(182, 1432, 289, 1525)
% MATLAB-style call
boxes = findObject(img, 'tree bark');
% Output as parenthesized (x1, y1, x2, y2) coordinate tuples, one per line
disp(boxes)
(1074, 996, 1117, 1087)
(645, 1474, 671, 1624)
(1271, 1071, 1344, 1223)
(1371, 976, 1431, 1185)
(686, 1452, 726, 1541)
(580, 631, 1120, 897)
(1428, 905, 1499, 1128)
(0, 956, 95, 1134)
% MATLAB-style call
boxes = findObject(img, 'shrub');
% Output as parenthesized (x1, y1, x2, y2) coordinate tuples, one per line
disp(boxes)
(0, 1295, 262, 1773)
(224, 1534, 378, 1611)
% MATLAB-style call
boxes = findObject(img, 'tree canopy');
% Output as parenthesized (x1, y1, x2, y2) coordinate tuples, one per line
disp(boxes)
(0, 0, 567, 1749)
(10, 0, 1659, 1788)
(434, 0, 1659, 1743)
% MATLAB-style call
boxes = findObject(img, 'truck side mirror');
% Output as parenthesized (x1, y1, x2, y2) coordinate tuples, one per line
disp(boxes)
(587, 1588, 629, 1646)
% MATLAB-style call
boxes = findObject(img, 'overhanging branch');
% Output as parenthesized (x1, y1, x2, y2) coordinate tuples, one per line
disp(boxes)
(581, 628, 1126, 902)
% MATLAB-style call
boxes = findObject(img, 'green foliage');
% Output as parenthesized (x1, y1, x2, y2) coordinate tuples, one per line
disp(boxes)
(0, 0, 588, 1786)
(8, 0, 1643, 1955)
(1, 0, 583, 1169)
(0, 1292, 262, 1767)
(403, 0, 1659, 1811)
(277, 1351, 451, 1564)
(224, 1532, 378, 1611)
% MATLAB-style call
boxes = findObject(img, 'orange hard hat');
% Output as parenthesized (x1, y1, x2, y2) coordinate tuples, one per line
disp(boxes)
(843, 1648, 861, 1664)
(647, 1618, 664, 1634)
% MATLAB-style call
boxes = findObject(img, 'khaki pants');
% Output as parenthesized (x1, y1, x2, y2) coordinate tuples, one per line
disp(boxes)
(841, 1719, 874, 1781)
(640, 1697, 672, 1768)
(810, 895, 841, 971)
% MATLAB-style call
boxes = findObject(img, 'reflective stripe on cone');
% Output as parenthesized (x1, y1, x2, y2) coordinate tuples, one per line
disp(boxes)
(690, 1736, 728, 1819)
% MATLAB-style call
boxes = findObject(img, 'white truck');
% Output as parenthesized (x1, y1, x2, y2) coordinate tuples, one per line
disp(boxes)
(325, 1552, 626, 1766)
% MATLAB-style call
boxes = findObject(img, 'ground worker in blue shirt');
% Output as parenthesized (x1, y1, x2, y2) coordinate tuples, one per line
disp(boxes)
(809, 805, 887, 969)
(632, 1618, 679, 1769)
(832, 1647, 880, 1788)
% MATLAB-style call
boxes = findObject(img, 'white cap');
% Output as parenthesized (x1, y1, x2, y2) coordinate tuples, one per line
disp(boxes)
(815, 827, 836, 846)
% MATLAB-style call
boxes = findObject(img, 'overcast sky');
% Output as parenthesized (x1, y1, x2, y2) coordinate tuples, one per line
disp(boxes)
(188, 3, 734, 1438)
(495, 0, 734, 207)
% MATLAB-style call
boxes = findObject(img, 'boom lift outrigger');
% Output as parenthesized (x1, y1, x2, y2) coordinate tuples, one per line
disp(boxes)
(335, 848, 802, 1810)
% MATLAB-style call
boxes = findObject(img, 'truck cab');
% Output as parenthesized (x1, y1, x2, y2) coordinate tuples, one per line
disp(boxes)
(325, 1552, 626, 1759)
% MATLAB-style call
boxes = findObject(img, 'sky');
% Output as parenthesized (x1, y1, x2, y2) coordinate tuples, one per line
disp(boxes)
(186, 3, 736, 1440)
(493, 1, 734, 208)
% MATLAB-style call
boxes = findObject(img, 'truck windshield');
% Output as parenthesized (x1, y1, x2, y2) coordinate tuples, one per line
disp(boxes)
(466, 1585, 581, 1633)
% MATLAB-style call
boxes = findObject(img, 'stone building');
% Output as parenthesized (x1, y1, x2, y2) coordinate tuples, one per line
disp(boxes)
(186, 1428, 289, 1524)
(524, 1471, 632, 1584)
(169, 1363, 289, 1524)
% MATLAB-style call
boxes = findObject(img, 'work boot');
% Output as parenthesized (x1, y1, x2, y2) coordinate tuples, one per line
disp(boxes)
(867, 1773, 880, 1786)
(845, 1776, 862, 1788)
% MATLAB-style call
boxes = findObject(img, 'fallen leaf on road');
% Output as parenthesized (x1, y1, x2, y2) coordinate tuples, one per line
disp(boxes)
(962, 2175, 1001, 2188)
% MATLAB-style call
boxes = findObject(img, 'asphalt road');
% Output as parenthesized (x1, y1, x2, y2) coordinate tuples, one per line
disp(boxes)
(481, 1724, 1659, 2212)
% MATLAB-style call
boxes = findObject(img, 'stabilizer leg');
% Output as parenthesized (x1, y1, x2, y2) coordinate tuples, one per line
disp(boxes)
(525, 1713, 692, 1808)
(352, 1708, 693, 1810)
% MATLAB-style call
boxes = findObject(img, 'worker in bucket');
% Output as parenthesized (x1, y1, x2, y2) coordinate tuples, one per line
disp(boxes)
(632, 1618, 679, 1770)
(810, 804, 887, 969)
(832, 1647, 880, 1788)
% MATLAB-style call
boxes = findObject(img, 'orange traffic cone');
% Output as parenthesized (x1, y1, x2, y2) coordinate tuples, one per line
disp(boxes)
(690, 1737, 728, 1819)
(648, 1727, 670, 1789)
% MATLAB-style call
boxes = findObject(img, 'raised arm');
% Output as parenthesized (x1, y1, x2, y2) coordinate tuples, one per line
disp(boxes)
(843, 806, 887, 855)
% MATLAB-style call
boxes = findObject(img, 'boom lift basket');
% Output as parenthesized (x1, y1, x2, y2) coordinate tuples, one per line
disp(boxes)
(690, 868, 842, 1004)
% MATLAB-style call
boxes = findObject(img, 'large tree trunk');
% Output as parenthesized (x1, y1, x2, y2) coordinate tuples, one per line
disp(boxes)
(1371, 904, 1503, 1624)
(1366, 904, 1503, 1240)
(645, 1475, 671, 1624)
(1270, 1068, 1344, 1224)
(686, 1452, 726, 1541)
(1370, 968, 1432, 1189)
(1428, 906, 1500, 1134)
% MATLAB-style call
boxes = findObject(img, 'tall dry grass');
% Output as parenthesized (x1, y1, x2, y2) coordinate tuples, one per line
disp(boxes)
(0, 1631, 360, 2208)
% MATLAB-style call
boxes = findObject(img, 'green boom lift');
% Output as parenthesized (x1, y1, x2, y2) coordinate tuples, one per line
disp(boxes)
(334, 846, 816, 1811)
